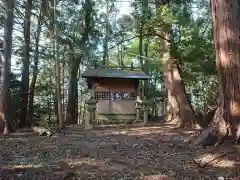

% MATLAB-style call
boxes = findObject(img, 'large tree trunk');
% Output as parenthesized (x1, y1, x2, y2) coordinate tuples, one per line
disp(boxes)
(164, 59, 197, 128)
(156, 1, 197, 128)
(1, 0, 15, 135)
(165, 91, 179, 123)
(66, 55, 78, 125)
(65, 0, 93, 125)
(19, 0, 33, 128)
(193, 0, 240, 145)
(27, 2, 43, 125)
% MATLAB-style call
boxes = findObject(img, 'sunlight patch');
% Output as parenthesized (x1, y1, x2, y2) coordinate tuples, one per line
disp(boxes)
(69, 158, 92, 166)
(194, 153, 237, 168)
(212, 159, 236, 168)
(5, 164, 43, 169)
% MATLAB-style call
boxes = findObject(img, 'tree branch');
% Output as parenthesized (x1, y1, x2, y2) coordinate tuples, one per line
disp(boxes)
(101, 33, 170, 53)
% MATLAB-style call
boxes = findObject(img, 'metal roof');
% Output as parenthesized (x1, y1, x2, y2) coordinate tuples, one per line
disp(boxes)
(82, 68, 151, 80)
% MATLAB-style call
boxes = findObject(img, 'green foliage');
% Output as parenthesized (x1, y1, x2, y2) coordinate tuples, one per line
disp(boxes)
(1, 0, 218, 125)
(123, 0, 217, 110)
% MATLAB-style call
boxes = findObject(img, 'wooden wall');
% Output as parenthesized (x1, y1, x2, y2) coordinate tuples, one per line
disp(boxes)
(88, 78, 138, 115)
(95, 78, 138, 92)
(97, 100, 136, 114)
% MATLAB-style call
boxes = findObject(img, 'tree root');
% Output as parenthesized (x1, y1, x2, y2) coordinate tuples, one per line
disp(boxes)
(191, 126, 218, 146)
(189, 125, 240, 147)
(188, 107, 230, 147)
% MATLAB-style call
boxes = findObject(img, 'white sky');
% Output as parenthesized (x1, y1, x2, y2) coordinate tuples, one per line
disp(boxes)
(117, 1, 132, 16)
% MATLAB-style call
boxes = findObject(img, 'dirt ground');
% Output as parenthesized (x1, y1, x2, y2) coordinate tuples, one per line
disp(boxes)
(0, 123, 240, 180)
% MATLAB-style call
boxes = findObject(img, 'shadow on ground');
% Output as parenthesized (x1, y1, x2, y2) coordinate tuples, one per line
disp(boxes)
(0, 123, 239, 180)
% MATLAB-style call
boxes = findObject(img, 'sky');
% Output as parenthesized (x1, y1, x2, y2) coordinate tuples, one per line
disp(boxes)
(1, 1, 205, 73)
(117, 1, 132, 16)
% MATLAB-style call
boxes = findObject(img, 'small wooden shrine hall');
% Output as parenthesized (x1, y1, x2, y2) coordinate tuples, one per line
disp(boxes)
(82, 68, 151, 123)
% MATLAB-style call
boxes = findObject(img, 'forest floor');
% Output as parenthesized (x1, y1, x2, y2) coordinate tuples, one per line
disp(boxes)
(0, 123, 240, 180)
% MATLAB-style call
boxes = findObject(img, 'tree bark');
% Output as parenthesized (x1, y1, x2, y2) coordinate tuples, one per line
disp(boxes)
(142, 0, 150, 97)
(1, 0, 15, 135)
(66, 58, 78, 125)
(194, 0, 240, 145)
(65, 0, 93, 125)
(164, 59, 197, 128)
(165, 90, 179, 122)
(55, 30, 65, 129)
(156, 1, 197, 128)
(102, 0, 111, 66)
(19, 0, 33, 128)
(27, 2, 43, 125)
(49, 0, 64, 129)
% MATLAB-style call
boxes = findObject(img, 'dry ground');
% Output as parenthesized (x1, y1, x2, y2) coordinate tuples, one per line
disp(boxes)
(0, 124, 240, 180)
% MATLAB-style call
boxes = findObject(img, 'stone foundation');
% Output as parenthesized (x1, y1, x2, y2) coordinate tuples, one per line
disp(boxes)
(95, 114, 135, 124)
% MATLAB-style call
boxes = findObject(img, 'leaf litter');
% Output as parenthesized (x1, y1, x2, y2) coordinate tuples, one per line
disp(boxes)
(0, 124, 239, 180)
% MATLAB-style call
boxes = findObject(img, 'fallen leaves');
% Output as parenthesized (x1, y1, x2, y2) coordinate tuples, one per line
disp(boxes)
(0, 124, 239, 179)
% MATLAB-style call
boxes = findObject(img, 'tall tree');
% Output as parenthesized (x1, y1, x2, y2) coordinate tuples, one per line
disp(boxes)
(195, 0, 240, 145)
(66, 0, 94, 124)
(102, 0, 110, 66)
(19, 0, 33, 128)
(53, 0, 64, 129)
(1, 0, 15, 135)
(155, 0, 197, 128)
(27, 1, 44, 125)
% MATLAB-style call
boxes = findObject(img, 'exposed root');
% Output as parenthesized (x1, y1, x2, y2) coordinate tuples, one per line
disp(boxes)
(188, 106, 240, 146)
(192, 126, 218, 146)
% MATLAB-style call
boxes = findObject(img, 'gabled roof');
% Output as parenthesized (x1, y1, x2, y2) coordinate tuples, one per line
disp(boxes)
(82, 68, 151, 80)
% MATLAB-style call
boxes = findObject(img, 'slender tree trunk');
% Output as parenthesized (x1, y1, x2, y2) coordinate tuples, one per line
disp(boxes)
(139, 27, 143, 68)
(75, 86, 78, 123)
(139, 0, 149, 98)
(120, 45, 124, 67)
(117, 46, 121, 66)
(77, 67, 82, 124)
(61, 50, 65, 121)
(27, 2, 43, 125)
(19, 0, 33, 128)
(55, 30, 64, 129)
(79, 89, 83, 124)
(50, 0, 64, 129)
(102, 0, 110, 66)
(143, 40, 149, 97)
(54, 35, 64, 128)
(1, 0, 15, 135)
